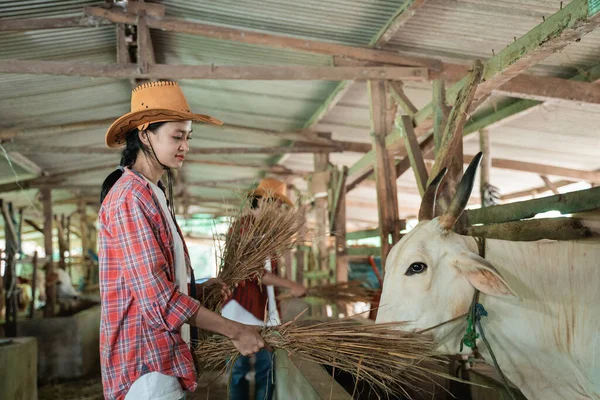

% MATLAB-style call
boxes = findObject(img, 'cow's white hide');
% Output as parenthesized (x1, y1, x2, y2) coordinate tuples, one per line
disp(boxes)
(377, 219, 600, 400)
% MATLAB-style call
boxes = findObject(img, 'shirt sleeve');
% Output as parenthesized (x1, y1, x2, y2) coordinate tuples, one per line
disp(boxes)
(113, 194, 200, 332)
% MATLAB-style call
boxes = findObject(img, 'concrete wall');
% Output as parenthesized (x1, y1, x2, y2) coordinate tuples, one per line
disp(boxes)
(17, 304, 100, 383)
(275, 350, 352, 400)
(0, 337, 37, 400)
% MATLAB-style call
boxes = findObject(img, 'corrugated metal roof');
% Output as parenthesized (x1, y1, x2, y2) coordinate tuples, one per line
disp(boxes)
(160, 0, 408, 46)
(384, 0, 600, 76)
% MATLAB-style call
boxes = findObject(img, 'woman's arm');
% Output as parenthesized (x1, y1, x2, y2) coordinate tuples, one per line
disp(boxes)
(186, 307, 265, 356)
(261, 272, 307, 297)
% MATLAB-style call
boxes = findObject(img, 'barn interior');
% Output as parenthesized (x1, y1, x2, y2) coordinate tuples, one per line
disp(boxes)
(1, 1, 600, 399)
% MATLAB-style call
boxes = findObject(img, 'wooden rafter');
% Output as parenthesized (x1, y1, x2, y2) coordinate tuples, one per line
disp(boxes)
(493, 74, 600, 105)
(0, 60, 429, 81)
(399, 115, 428, 196)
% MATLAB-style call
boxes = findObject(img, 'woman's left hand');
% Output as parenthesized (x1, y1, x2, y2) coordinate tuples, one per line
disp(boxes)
(202, 278, 232, 302)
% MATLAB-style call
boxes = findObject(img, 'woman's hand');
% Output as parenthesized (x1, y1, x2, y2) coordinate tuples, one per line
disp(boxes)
(289, 282, 307, 298)
(230, 323, 267, 356)
(201, 278, 232, 302)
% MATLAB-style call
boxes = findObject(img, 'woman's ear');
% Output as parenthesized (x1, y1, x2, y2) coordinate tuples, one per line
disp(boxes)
(138, 130, 149, 146)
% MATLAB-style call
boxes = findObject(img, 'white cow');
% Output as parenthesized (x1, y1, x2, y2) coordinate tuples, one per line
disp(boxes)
(377, 154, 600, 400)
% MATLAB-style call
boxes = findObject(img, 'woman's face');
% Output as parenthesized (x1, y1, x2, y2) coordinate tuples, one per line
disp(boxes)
(141, 120, 192, 169)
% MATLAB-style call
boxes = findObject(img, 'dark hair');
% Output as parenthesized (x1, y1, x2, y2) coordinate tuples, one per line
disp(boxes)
(100, 122, 166, 204)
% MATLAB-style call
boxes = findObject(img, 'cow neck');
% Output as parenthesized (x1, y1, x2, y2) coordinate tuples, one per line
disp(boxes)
(460, 237, 518, 400)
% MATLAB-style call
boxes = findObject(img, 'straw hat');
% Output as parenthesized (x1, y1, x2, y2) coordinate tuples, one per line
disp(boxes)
(105, 81, 223, 148)
(250, 178, 293, 206)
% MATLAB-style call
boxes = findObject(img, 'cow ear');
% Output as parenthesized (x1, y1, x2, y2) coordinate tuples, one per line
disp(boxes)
(453, 252, 518, 298)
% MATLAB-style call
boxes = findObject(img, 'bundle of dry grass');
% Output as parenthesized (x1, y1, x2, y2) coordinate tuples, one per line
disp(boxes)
(278, 281, 379, 304)
(202, 195, 307, 311)
(196, 316, 449, 398)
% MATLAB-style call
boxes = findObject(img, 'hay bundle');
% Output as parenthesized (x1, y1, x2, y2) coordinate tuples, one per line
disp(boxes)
(278, 281, 379, 304)
(202, 196, 307, 311)
(196, 317, 448, 397)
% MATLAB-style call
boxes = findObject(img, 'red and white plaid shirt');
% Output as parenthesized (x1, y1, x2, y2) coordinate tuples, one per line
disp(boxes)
(99, 168, 200, 400)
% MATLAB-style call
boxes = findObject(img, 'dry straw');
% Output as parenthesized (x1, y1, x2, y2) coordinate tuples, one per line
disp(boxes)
(196, 314, 449, 398)
(278, 281, 379, 304)
(202, 194, 308, 312)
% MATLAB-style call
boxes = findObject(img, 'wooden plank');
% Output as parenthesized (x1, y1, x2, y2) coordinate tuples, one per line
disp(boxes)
(462, 154, 600, 183)
(347, 0, 600, 182)
(399, 115, 428, 196)
(4, 143, 346, 155)
(540, 175, 560, 194)
(0, 59, 429, 81)
(41, 188, 55, 318)
(432, 79, 448, 154)
(429, 61, 483, 182)
(369, 80, 401, 271)
(493, 74, 600, 105)
(465, 186, 600, 225)
(332, 167, 348, 283)
(0, 16, 112, 31)
(314, 153, 330, 285)
(347, 228, 381, 241)
(479, 129, 492, 207)
(501, 179, 577, 201)
(465, 217, 597, 241)
(136, 14, 155, 75)
(347, 247, 381, 257)
(84, 6, 443, 70)
(388, 81, 418, 118)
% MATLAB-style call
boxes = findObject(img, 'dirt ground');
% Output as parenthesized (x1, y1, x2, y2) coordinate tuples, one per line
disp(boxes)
(38, 371, 230, 400)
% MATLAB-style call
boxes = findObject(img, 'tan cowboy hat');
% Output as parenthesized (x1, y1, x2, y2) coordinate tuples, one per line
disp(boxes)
(250, 178, 293, 206)
(105, 81, 223, 148)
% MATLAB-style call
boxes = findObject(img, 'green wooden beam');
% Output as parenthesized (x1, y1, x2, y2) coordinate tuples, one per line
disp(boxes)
(465, 217, 597, 241)
(347, 247, 381, 257)
(465, 186, 600, 225)
(347, 0, 600, 182)
(347, 228, 380, 241)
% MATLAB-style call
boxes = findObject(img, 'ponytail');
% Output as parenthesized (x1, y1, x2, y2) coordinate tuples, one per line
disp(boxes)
(100, 122, 166, 204)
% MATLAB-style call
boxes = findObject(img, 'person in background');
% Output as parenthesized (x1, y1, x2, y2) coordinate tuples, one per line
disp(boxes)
(99, 81, 265, 400)
(221, 178, 308, 400)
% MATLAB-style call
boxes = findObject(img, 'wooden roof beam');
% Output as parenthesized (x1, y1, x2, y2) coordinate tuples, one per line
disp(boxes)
(347, 0, 600, 183)
(0, 60, 429, 81)
(493, 74, 600, 105)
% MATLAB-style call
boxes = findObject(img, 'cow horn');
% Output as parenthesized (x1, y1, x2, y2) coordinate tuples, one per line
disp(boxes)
(418, 168, 447, 221)
(440, 152, 483, 229)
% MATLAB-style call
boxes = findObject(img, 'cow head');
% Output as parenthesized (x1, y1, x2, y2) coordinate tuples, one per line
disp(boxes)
(376, 153, 517, 352)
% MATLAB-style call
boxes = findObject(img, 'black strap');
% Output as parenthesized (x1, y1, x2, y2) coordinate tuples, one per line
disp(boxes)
(189, 267, 199, 344)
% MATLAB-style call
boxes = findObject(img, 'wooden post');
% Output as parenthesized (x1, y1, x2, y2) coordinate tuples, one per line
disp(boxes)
(369, 80, 401, 273)
(29, 251, 38, 319)
(295, 247, 305, 285)
(332, 167, 348, 283)
(479, 129, 492, 207)
(313, 152, 330, 285)
(1, 200, 18, 336)
(66, 216, 72, 279)
(78, 201, 90, 285)
(41, 188, 56, 317)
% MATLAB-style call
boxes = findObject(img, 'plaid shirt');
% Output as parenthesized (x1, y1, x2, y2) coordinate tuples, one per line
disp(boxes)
(99, 168, 201, 400)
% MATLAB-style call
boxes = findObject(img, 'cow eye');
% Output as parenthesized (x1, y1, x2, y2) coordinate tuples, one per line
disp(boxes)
(405, 262, 427, 276)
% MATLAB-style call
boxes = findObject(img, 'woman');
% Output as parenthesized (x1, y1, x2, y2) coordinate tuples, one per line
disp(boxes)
(99, 81, 265, 400)
(221, 178, 307, 400)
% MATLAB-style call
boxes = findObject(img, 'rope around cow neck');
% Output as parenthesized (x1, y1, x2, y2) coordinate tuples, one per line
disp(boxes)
(459, 237, 518, 400)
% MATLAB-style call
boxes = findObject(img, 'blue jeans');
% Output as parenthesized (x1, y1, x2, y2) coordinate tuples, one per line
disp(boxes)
(229, 349, 274, 400)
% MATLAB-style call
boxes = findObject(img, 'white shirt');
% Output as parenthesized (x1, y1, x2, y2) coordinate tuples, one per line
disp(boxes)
(126, 177, 187, 400)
